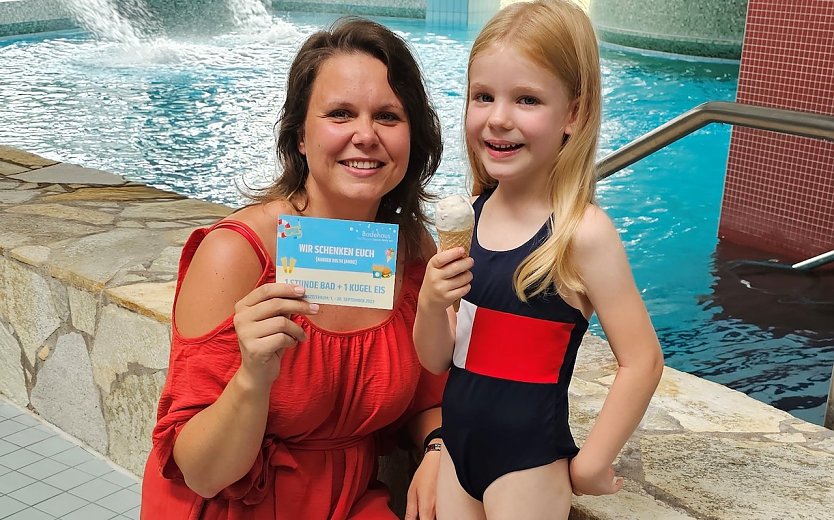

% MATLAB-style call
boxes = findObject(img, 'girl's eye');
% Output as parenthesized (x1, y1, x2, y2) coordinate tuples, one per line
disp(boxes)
(519, 96, 539, 105)
(473, 93, 493, 103)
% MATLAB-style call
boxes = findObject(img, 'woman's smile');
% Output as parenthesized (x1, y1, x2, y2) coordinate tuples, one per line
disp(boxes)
(339, 157, 387, 177)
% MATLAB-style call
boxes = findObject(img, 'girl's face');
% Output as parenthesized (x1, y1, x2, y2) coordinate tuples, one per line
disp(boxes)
(465, 44, 576, 190)
(300, 52, 411, 219)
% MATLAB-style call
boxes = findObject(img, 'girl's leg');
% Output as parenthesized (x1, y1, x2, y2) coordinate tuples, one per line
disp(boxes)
(436, 447, 487, 520)
(482, 459, 572, 520)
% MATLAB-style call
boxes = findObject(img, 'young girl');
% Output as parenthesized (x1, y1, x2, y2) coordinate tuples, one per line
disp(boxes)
(413, 1, 664, 518)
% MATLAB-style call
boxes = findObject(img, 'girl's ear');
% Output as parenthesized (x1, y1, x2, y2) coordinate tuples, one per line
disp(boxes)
(564, 98, 580, 136)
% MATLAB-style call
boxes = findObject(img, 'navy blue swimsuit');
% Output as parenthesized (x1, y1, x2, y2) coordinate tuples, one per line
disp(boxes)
(442, 190, 589, 501)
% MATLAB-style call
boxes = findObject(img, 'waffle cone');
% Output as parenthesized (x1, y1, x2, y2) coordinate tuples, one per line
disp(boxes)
(437, 228, 473, 311)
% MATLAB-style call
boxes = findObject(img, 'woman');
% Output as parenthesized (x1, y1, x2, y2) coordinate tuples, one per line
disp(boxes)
(141, 18, 446, 520)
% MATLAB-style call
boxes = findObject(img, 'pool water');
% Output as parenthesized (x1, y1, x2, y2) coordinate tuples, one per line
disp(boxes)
(1, 11, 831, 423)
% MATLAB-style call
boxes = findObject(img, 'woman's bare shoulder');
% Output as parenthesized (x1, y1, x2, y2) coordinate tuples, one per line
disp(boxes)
(174, 201, 287, 337)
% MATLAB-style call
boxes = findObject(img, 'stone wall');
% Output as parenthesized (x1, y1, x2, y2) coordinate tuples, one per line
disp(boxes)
(0, 146, 231, 475)
(1, 146, 833, 518)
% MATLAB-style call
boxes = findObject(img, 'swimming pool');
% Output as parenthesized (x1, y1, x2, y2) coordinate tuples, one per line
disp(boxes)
(1, 11, 831, 423)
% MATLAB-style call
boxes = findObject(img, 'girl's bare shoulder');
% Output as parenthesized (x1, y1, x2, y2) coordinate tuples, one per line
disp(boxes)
(573, 204, 620, 253)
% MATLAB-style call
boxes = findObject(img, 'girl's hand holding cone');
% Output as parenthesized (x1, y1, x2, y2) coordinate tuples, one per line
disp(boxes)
(434, 195, 475, 311)
(419, 247, 474, 313)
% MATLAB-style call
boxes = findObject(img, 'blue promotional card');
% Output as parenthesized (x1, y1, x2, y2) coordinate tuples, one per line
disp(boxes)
(276, 215, 399, 309)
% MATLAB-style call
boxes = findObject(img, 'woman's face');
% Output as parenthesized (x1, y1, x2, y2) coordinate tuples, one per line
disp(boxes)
(299, 52, 411, 218)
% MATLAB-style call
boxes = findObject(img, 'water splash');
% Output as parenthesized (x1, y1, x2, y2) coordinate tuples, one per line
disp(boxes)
(227, 0, 272, 30)
(59, 0, 160, 44)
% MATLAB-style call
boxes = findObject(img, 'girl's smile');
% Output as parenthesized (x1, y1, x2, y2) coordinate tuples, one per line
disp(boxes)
(484, 139, 524, 159)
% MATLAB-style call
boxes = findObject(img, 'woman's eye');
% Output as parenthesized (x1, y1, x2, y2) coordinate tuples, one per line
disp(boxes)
(519, 96, 539, 105)
(377, 112, 402, 123)
(329, 109, 351, 119)
(473, 93, 493, 103)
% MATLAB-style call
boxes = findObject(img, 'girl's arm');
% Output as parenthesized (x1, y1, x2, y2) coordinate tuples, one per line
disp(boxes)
(413, 244, 473, 375)
(569, 206, 664, 496)
(172, 230, 315, 498)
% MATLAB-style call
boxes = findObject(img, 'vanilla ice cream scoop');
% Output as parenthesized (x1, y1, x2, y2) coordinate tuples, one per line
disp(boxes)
(434, 195, 475, 311)
(435, 195, 475, 232)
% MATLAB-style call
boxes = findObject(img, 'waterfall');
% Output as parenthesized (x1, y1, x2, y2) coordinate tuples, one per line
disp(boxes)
(61, 0, 275, 39)
(58, 0, 160, 44)
(226, 0, 273, 30)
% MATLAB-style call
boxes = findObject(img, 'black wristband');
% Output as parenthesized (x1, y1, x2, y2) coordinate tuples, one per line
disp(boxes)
(422, 427, 442, 452)
(424, 442, 443, 455)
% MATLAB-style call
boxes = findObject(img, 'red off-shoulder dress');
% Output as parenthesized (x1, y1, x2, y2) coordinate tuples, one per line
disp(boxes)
(141, 220, 446, 519)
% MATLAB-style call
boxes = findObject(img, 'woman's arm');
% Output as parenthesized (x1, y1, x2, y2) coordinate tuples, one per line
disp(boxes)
(569, 206, 664, 495)
(171, 229, 315, 498)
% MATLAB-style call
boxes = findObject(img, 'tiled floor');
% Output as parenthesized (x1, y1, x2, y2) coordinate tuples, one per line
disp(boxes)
(0, 397, 140, 519)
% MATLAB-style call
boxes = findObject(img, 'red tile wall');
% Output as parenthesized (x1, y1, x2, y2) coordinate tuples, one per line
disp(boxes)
(721, 0, 834, 259)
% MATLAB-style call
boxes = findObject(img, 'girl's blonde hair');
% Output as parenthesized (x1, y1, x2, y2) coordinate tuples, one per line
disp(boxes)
(466, 0, 601, 299)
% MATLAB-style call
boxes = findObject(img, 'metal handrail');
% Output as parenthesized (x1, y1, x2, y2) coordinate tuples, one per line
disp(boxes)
(596, 101, 834, 180)
(595, 101, 834, 271)
(793, 249, 834, 270)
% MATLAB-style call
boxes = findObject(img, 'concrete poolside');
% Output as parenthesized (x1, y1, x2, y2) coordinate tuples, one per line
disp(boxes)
(0, 396, 140, 520)
(1, 145, 833, 519)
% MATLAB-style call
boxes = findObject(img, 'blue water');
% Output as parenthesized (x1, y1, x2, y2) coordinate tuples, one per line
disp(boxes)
(1, 12, 831, 423)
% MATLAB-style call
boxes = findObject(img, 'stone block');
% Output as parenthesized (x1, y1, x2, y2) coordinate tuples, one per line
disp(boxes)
(640, 434, 834, 519)
(0, 145, 58, 168)
(0, 321, 28, 405)
(91, 305, 170, 398)
(68, 286, 98, 336)
(0, 256, 61, 365)
(10, 245, 51, 267)
(8, 203, 116, 225)
(48, 228, 170, 290)
(104, 370, 166, 476)
(0, 161, 27, 176)
(31, 332, 108, 453)
(106, 281, 177, 323)
(10, 162, 125, 185)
